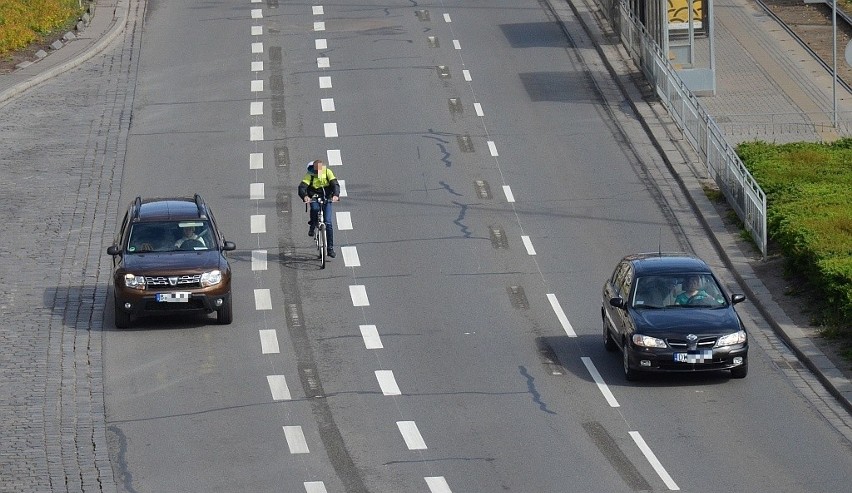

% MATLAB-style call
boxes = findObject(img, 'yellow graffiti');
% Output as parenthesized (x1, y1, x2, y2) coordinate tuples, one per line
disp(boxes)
(668, 0, 703, 29)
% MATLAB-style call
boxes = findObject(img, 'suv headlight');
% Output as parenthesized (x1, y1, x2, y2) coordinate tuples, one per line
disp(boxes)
(715, 330, 747, 347)
(123, 273, 146, 290)
(201, 270, 223, 287)
(632, 334, 667, 348)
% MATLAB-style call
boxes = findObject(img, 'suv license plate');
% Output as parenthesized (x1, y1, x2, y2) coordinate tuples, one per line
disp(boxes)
(156, 292, 190, 303)
(674, 350, 713, 363)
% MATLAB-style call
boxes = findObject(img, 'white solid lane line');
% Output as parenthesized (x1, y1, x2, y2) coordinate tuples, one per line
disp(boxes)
(259, 329, 280, 354)
(312, 5, 324, 15)
(251, 61, 263, 72)
(267, 375, 292, 401)
(251, 42, 263, 54)
(315, 38, 327, 50)
(324, 122, 338, 137)
(250, 126, 264, 141)
(251, 80, 263, 92)
(250, 152, 263, 169)
(487, 140, 498, 156)
(254, 289, 272, 310)
(336, 211, 352, 230)
(580, 357, 620, 407)
(326, 149, 342, 165)
(521, 235, 536, 255)
(283, 426, 310, 454)
(314, 21, 325, 31)
(319, 76, 332, 88)
(502, 185, 515, 203)
(304, 481, 328, 493)
(251, 250, 267, 271)
(546, 294, 576, 337)
(341, 246, 359, 266)
(250, 101, 263, 115)
(629, 431, 680, 490)
(425, 476, 453, 493)
(251, 25, 262, 36)
(338, 179, 347, 197)
(250, 214, 266, 233)
(474, 102, 484, 116)
(321, 98, 335, 111)
(397, 421, 427, 450)
(250, 182, 264, 200)
(360, 325, 383, 349)
(375, 370, 402, 396)
(349, 285, 369, 306)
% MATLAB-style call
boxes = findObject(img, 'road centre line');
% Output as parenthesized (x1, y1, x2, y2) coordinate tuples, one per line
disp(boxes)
(336, 211, 352, 230)
(502, 185, 515, 203)
(317, 57, 330, 68)
(580, 357, 620, 407)
(250, 126, 264, 141)
(267, 375, 292, 401)
(250, 101, 263, 115)
(338, 179, 347, 197)
(250, 214, 266, 233)
(397, 421, 427, 450)
(304, 482, 328, 493)
(251, 61, 263, 72)
(312, 5, 324, 15)
(315, 38, 327, 50)
(629, 432, 680, 490)
(251, 80, 263, 92)
(250, 152, 263, 169)
(250, 182, 264, 200)
(375, 370, 402, 395)
(487, 140, 498, 156)
(359, 325, 383, 349)
(425, 476, 453, 493)
(283, 426, 310, 454)
(251, 42, 263, 54)
(319, 76, 332, 88)
(349, 285, 369, 306)
(327, 149, 342, 165)
(324, 122, 338, 137)
(314, 21, 326, 31)
(251, 249, 267, 271)
(254, 289, 272, 310)
(251, 25, 262, 36)
(546, 294, 576, 337)
(474, 103, 484, 116)
(521, 235, 536, 255)
(259, 329, 280, 354)
(321, 98, 335, 111)
(341, 246, 359, 266)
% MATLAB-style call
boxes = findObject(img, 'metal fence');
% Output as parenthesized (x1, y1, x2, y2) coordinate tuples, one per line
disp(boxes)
(598, 0, 768, 257)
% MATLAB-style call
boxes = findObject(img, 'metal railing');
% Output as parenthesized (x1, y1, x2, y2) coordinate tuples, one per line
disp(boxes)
(598, 0, 768, 257)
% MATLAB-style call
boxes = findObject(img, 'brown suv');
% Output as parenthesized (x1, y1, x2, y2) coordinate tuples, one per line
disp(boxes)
(106, 195, 236, 328)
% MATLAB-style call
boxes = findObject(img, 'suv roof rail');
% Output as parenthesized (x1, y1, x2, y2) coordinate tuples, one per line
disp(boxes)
(131, 196, 142, 221)
(194, 194, 208, 219)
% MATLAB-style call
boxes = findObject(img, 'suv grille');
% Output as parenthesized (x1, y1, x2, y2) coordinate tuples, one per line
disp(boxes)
(145, 274, 202, 288)
(667, 337, 717, 349)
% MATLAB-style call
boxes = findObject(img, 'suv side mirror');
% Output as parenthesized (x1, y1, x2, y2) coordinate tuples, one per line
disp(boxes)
(222, 241, 236, 251)
(731, 294, 745, 305)
(609, 297, 625, 309)
(106, 245, 121, 256)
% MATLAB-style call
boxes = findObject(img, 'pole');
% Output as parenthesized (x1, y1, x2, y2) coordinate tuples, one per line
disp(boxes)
(833, 0, 838, 127)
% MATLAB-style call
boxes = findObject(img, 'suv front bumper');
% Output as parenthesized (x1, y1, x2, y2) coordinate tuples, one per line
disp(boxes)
(114, 285, 231, 317)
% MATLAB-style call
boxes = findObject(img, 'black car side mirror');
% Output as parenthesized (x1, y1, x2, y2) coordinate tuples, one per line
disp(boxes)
(106, 245, 120, 256)
(609, 297, 625, 309)
(222, 241, 236, 251)
(731, 294, 745, 305)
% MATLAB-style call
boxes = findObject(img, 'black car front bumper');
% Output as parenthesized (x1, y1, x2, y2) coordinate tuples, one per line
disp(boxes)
(625, 344, 748, 373)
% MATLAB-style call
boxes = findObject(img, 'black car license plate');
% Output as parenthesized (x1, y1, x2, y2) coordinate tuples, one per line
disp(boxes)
(674, 350, 713, 363)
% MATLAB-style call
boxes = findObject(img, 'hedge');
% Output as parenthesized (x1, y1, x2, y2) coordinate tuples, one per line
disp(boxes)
(0, 0, 81, 55)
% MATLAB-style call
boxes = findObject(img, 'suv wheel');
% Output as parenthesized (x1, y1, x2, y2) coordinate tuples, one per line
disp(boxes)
(217, 295, 233, 325)
(114, 297, 131, 329)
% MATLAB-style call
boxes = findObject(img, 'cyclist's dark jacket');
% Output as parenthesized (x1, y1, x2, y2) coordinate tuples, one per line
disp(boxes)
(298, 165, 340, 200)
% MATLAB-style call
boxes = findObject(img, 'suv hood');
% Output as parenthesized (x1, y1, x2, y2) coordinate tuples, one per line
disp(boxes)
(121, 251, 225, 273)
(631, 307, 741, 336)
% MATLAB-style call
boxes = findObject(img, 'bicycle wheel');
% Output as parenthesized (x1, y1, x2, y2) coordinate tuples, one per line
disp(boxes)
(318, 224, 327, 269)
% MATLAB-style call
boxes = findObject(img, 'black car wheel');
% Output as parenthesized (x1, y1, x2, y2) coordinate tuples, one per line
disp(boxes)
(217, 295, 233, 325)
(730, 362, 748, 379)
(114, 297, 131, 329)
(623, 341, 638, 381)
(603, 317, 617, 352)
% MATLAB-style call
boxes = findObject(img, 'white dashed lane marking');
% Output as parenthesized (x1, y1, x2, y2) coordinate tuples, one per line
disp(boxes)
(283, 426, 310, 454)
(336, 211, 352, 230)
(251, 25, 262, 35)
(487, 140, 498, 156)
(312, 5, 324, 15)
(375, 370, 402, 395)
(304, 482, 328, 493)
(251, 61, 263, 72)
(502, 185, 515, 203)
(254, 289, 272, 310)
(521, 235, 536, 255)
(251, 8, 262, 18)
(250, 126, 264, 141)
(452, 39, 461, 49)
(267, 375, 292, 401)
(324, 122, 338, 137)
(546, 294, 576, 337)
(319, 76, 332, 88)
(338, 179, 347, 197)
(443, 13, 452, 22)
(250, 102, 263, 115)
(317, 57, 330, 68)
(251, 42, 263, 54)
(250, 152, 263, 169)
(250, 214, 266, 233)
(315, 38, 327, 50)
(259, 329, 279, 354)
(252, 250, 267, 271)
(360, 325, 383, 349)
(250, 182, 264, 200)
(327, 149, 342, 165)
(321, 98, 335, 111)
(314, 21, 326, 31)
(474, 103, 484, 116)
(397, 421, 427, 450)
(341, 245, 359, 266)
(349, 285, 369, 306)
(630, 432, 680, 490)
(581, 357, 619, 407)
(425, 477, 453, 493)
(251, 80, 263, 92)
(463, 69, 472, 81)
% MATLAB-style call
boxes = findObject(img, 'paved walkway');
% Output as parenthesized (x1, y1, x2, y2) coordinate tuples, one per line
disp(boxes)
(0, 0, 849, 491)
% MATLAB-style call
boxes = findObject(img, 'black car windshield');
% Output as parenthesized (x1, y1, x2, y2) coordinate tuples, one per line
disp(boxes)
(127, 221, 214, 253)
(632, 273, 727, 308)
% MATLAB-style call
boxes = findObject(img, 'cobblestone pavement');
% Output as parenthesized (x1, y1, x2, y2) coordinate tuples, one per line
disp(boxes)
(0, 1, 143, 491)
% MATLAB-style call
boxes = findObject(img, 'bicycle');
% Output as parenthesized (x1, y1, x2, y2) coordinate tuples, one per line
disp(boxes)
(306, 195, 328, 269)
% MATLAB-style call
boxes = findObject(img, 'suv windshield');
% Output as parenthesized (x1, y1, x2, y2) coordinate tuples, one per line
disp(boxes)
(632, 273, 727, 308)
(127, 221, 214, 253)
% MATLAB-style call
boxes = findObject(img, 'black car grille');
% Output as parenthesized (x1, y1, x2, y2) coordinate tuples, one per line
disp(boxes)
(667, 337, 717, 349)
(145, 274, 203, 289)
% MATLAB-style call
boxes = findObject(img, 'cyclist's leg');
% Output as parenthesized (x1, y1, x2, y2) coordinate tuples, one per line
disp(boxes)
(309, 201, 320, 231)
(323, 201, 334, 249)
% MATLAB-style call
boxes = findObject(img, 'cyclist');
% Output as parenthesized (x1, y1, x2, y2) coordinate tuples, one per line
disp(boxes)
(298, 159, 340, 258)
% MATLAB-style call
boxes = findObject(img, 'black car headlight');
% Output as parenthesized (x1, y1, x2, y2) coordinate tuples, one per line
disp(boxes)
(715, 330, 747, 347)
(123, 273, 146, 290)
(632, 334, 667, 348)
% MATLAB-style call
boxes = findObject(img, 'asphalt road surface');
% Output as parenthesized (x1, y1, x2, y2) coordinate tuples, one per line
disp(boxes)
(2, 0, 851, 492)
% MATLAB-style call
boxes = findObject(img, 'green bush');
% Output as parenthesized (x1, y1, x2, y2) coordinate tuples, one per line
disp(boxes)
(0, 0, 82, 55)
(738, 139, 852, 330)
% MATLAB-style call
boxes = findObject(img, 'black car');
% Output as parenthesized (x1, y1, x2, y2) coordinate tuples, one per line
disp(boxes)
(602, 253, 748, 380)
(106, 195, 236, 328)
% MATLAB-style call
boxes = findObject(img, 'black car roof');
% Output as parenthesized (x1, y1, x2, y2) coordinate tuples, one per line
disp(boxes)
(623, 253, 712, 276)
(135, 197, 208, 222)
